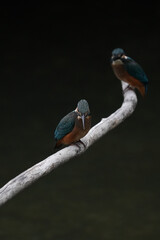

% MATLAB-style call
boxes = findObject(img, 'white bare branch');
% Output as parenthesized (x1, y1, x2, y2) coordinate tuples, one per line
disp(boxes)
(0, 81, 137, 206)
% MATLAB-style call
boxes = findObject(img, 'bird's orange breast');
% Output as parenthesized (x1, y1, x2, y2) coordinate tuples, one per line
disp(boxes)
(56, 116, 91, 146)
(112, 61, 145, 96)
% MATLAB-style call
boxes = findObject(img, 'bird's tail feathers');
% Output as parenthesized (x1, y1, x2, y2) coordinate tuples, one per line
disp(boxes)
(54, 140, 63, 150)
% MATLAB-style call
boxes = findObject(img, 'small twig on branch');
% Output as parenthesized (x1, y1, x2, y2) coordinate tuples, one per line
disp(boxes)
(0, 81, 137, 206)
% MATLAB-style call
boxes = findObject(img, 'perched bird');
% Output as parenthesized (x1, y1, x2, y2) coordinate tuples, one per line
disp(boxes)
(54, 99, 91, 148)
(111, 48, 148, 96)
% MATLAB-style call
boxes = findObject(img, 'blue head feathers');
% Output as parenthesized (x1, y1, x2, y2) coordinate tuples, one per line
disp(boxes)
(77, 99, 90, 115)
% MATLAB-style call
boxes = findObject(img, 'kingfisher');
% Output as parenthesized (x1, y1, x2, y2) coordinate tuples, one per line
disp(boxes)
(111, 48, 148, 96)
(54, 99, 91, 148)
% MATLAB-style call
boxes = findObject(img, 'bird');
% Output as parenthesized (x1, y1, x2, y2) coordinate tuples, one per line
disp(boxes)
(54, 99, 91, 148)
(111, 48, 148, 96)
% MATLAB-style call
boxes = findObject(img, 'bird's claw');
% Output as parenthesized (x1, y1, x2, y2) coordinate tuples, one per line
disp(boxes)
(123, 85, 135, 94)
(73, 140, 86, 150)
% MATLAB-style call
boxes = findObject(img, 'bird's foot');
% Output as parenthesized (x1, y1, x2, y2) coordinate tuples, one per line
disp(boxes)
(123, 85, 135, 94)
(73, 140, 86, 150)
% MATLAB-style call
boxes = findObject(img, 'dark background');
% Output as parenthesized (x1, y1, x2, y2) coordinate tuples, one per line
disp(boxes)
(0, 2, 160, 239)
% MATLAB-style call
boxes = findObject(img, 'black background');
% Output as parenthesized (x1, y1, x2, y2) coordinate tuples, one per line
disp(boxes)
(0, 2, 160, 239)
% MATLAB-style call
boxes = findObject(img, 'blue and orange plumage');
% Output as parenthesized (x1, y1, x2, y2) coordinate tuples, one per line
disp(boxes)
(111, 48, 148, 96)
(54, 99, 91, 148)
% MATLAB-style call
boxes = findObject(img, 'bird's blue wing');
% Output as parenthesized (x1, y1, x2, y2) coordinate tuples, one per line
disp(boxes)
(54, 111, 77, 140)
(124, 57, 148, 85)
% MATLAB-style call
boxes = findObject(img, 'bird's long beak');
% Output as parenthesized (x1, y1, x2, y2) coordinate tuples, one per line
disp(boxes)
(81, 114, 85, 130)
